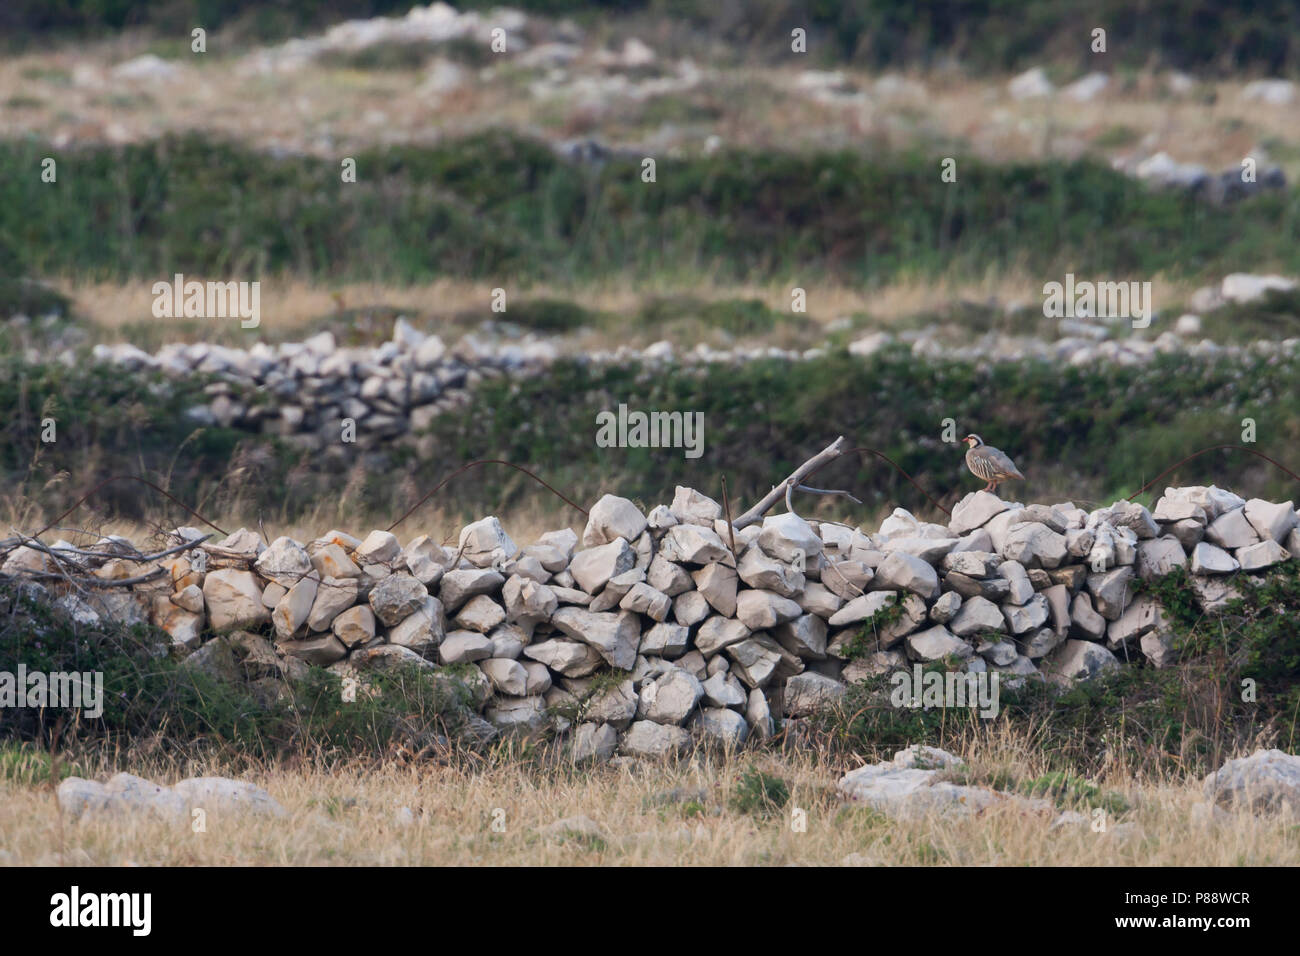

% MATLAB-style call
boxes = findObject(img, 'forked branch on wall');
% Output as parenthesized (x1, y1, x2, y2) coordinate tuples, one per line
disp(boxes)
(730, 436, 861, 530)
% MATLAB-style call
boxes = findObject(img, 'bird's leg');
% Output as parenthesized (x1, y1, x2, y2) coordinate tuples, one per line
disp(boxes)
(983, 481, 994, 492)
(989, 480, 1000, 494)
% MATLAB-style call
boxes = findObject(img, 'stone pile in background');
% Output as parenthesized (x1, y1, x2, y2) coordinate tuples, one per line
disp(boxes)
(5, 484, 1298, 762)
(77, 271, 1300, 450)
(91, 320, 557, 453)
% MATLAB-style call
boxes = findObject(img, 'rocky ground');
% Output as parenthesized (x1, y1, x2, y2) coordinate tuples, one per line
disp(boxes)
(7, 2, 1300, 184)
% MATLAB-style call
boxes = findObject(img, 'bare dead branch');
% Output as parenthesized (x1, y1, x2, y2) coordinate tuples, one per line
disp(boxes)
(20, 567, 167, 589)
(11, 534, 209, 564)
(733, 435, 855, 529)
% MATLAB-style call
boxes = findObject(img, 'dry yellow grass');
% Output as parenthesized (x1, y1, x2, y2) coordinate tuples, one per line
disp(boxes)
(3, 736, 1295, 866)
(56, 271, 1206, 352)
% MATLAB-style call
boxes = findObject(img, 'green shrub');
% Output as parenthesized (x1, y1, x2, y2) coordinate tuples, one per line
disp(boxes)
(0, 581, 486, 767)
(4, 134, 1298, 287)
(730, 767, 790, 816)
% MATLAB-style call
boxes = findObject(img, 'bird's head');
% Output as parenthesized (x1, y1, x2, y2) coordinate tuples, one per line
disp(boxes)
(962, 434, 983, 448)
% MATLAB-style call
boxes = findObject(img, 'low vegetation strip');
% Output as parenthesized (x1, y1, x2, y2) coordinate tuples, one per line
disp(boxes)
(4, 133, 1299, 285)
(3, 343, 1300, 526)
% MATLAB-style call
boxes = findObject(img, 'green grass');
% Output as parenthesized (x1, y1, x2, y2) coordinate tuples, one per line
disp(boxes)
(0, 741, 81, 785)
(4, 343, 1300, 528)
(838, 600, 906, 660)
(5, 133, 1300, 288)
(730, 767, 790, 816)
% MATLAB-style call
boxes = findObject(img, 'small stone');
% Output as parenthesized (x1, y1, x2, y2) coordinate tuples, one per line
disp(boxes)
(279, 633, 347, 667)
(458, 516, 518, 568)
(572, 723, 618, 763)
(640, 621, 690, 658)
(203, 569, 271, 631)
(1205, 508, 1260, 550)
(1045, 639, 1120, 680)
(569, 539, 635, 594)
(694, 616, 752, 655)
(551, 607, 641, 669)
(254, 536, 313, 588)
(671, 590, 711, 626)
(949, 595, 1006, 637)
(692, 562, 738, 616)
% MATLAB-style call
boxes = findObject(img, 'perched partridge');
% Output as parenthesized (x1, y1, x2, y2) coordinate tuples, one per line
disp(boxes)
(962, 434, 1024, 495)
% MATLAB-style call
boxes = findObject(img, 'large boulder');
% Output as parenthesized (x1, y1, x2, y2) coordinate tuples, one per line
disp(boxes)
(458, 516, 518, 567)
(758, 512, 823, 564)
(551, 607, 641, 669)
(639, 668, 704, 725)
(1044, 639, 1120, 680)
(658, 524, 730, 565)
(871, 552, 940, 600)
(784, 672, 845, 716)
(368, 573, 428, 627)
(203, 569, 270, 630)
(1202, 749, 1300, 817)
(735, 589, 803, 630)
(622, 720, 692, 757)
(583, 494, 648, 546)
(569, 539, 635, 594)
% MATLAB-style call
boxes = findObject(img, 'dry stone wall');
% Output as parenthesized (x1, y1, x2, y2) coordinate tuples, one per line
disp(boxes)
(81, 273, 1300, 456)
(5, 484, 1298, 761)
